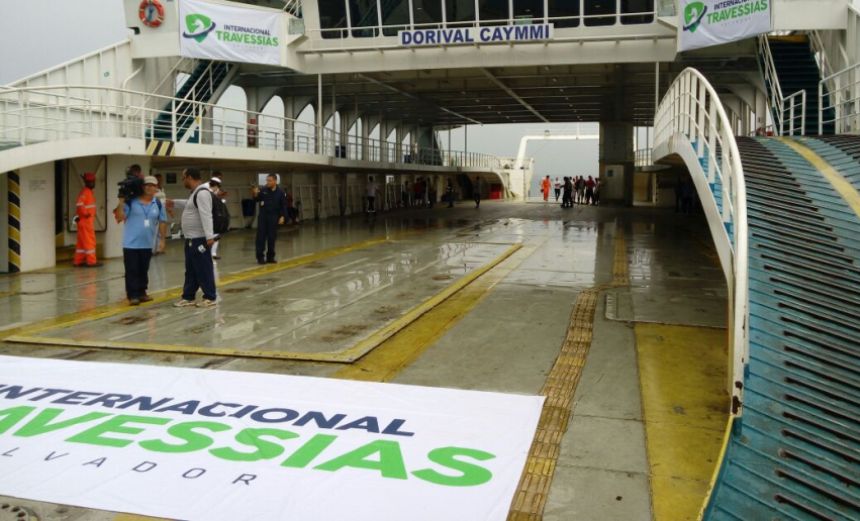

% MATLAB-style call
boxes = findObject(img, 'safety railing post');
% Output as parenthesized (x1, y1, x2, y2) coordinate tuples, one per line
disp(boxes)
(819, 82, 824, 135)
(171, 99, 177, 142)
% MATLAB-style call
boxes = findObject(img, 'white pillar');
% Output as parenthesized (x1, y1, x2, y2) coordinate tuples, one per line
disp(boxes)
(15, 163, 55, 272)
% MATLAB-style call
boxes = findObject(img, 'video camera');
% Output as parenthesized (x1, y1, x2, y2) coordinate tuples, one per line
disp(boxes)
(117, 165, 144, 200)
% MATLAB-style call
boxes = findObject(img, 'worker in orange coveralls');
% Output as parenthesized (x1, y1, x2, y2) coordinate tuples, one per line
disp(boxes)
(541, 175, 551, 202)
(73, 172, 101, 267)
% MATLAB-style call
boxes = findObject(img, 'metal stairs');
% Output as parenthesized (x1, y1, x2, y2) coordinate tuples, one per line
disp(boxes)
(704, 136, 860, 520)
(149, 60, 235, 143)
(764, 36, 835, 135)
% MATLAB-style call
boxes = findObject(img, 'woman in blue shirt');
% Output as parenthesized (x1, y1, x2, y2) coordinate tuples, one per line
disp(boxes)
(114, 176, 168, 305)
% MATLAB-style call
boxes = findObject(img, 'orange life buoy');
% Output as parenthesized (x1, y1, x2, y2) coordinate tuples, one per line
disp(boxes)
(139, 0, 165, 28)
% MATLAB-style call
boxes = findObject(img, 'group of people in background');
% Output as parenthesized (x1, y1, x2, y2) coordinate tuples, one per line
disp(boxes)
(542, 175, 599, 207)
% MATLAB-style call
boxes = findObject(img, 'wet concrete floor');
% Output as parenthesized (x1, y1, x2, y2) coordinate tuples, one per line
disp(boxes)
(0, 199, 727, 520)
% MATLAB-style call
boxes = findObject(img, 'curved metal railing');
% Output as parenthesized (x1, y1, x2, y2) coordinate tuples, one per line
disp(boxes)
(653, 67, 749, 416)
(0, 84, 502, 170)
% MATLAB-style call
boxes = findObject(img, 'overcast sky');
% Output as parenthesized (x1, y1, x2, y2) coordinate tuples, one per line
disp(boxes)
(1, 0, 601, 189)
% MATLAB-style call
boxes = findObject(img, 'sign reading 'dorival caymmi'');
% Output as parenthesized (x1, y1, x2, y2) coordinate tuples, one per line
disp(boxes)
(0, 356, 543, 520)
(679, 0, 772, 52)
(179, 0, 282, 65)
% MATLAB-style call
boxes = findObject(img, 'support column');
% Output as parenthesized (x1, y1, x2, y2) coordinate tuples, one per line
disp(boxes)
(283, 96, 299, 152)
(598, 122, 635, 205)
(395, 124, 405, 163)
(361, 117, 372, 161)
(8, 165, 56, 272)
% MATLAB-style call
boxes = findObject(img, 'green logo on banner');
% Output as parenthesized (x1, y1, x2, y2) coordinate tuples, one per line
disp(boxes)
(683, 2, 707, 32)
(183, 13, 216, 43)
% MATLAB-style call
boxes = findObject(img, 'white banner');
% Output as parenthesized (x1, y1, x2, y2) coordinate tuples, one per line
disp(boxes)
(0, 356, 542, 521)
(179, 0, 282, 65)
(679, 0, 772, 52)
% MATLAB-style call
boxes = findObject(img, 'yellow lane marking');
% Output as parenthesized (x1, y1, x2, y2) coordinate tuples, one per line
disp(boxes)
(337, 243, 522, 362)
(635, 323, 728, 521)
(1, 237, 389, 342)
(781, 138, 860, 220)
(508, 228, 627, 520)
(335, 244, 531, 381)
(7, 244, 522, 363)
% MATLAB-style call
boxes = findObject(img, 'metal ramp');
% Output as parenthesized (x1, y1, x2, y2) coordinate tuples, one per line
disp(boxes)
(704, 136, 860, 520)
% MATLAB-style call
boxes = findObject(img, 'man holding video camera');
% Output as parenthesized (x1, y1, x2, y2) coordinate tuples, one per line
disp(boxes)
(114, 175, 168, 305)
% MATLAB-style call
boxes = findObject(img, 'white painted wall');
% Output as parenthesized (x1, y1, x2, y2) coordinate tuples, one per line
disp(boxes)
(17, 163, 56, 272)
(773, 0, 849, 30)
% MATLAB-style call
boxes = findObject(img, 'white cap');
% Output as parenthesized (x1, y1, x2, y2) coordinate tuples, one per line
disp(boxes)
(210, 177, 222, 185)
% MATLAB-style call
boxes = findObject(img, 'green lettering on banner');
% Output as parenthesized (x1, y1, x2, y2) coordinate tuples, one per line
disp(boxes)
(66, 414, 170, 448)
(412, 447, 495, 487)
(280, 434, 338, 468)
(210, 428, 299, 462)
(0, 406, 36, 434)
(14, 408, 110, 438)
(139, 421, 230, 453)
(315, 440, 408, 480)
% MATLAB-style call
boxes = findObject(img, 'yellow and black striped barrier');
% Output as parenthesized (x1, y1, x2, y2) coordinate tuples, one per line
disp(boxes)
(145, 139, 175, 157)
(7, 171, 21, 273)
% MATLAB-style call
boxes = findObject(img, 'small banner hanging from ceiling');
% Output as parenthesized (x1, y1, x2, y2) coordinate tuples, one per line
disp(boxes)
(0, 356, 542, 521)
(679, 0, 772, 52)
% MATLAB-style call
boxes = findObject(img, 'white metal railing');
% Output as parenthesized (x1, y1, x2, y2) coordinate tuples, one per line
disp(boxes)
(0, 84, 502, 170)
(782, 89, 807, 136)
(758, 35, 808, 136)
(311, 9, 659, 41)
(634, 147, 652, 167)
(283, 0, 302, 17)
(819, 63, 860, 134)
(653, 68, 749, 416)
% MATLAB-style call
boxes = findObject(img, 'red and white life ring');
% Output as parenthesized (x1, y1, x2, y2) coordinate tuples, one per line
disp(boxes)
(139, 0, 165, 28)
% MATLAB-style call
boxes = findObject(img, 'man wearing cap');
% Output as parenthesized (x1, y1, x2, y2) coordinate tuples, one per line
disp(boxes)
(114, 176, 168, 305)
(73, 172, 101, 267)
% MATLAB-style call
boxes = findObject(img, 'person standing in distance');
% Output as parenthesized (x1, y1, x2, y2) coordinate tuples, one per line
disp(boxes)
(208, 176, 226, 260)
(473, 176, 482, 208)
(251, 174, 286, 264)
(366, 176, 379, 213)
(115, 177, 168, 305)
(174, 168, 218, 308)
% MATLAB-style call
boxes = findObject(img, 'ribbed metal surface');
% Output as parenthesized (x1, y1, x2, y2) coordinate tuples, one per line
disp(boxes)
(705, 137, 860, 520)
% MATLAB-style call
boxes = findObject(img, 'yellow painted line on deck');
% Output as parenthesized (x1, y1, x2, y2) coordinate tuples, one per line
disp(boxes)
(508, 229, 627, 520)
(337, 243, 522, 362)
(2, 237, 389, 342)
(635, 323, 729, 521)
(7, 243, 522, 363)
(781, 138, 860, 220)
(335, 244, 530, 381)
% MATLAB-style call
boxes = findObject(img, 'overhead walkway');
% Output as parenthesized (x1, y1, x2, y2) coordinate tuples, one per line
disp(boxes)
(0, 84, 503, 178)
(654, 68, 860, 520)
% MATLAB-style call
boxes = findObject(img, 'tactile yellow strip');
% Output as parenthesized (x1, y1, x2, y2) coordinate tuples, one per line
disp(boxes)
(508, 228, 627, 520)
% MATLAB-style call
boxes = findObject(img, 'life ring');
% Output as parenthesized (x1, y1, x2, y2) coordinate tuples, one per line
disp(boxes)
(139, 0, 165, 28)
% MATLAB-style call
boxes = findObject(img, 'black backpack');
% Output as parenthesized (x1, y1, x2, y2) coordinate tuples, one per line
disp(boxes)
(194, 189, 230, 235)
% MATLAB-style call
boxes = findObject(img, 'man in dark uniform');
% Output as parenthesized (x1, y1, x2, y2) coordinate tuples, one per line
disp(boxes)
(251, 174, 286, 264)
